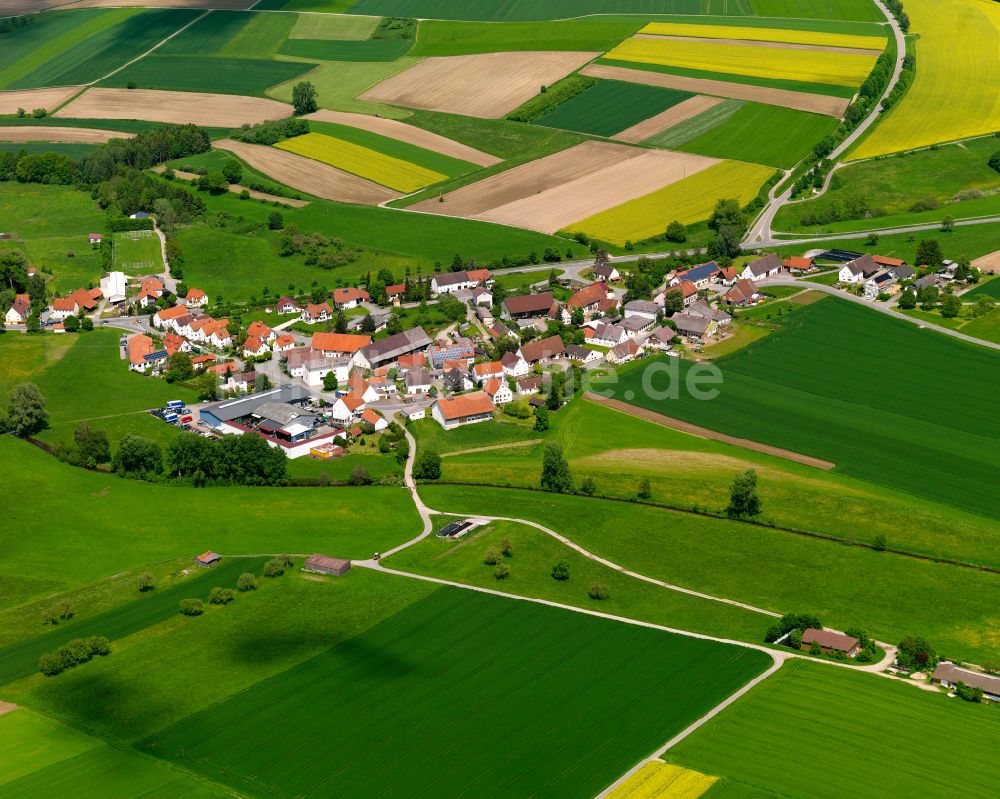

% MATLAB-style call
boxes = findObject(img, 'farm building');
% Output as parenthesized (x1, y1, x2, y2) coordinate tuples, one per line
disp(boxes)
(672, 313, 716, 340)
(801, 629, 861, 658)
(931, 662, 1000, 702)
(502, 292, 557, 319)
(431, 391, 495, 429)
(354, 327, 432, 370)
(739, 253, 782, 282)
(838, 254, 882, 284)
(517, 334, 566, 365)
(303, 554, 351, 576)
(676, 261, 720, 288)
(195, 551, 221, 568)
(311, 332, 371, 356)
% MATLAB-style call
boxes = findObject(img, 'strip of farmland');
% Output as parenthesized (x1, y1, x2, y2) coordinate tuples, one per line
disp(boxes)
(0, 86, 80, 115)
(0, 125, 133, 143)
(612, 95, 723, 142)
(639, 20, 886, 50)
(581, 64, 849, 117)
(634, 32, 882, 55)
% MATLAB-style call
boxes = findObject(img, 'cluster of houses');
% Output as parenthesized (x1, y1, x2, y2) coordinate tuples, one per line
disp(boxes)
(835, 253, 915, 300)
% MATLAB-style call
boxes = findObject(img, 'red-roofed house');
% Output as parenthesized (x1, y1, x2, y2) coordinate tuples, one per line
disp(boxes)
(242, 335, 269, 358)
(277, 296, 298, 314)
(472, 361, 503, 382)
(386, 283, 406, 306)
(140, 276, 164, 297)
(482, 377, 512, 405)
(50, 297, 79, 320)
(5, 293, 30, 325)
(128, 334, 164, 373)
(360, 407, 388, 431)
(163, 332, 191, 356)
(246, 320, 276, 344)
(396, 352, 427, 373)
(332, 287, 370, 309)
(311, 332, 371, 355)
(431, 391, 495, 430)
(301, 302, 332, 324)
(329, 392, 366, 424)
(185, 288, 207, 307)
(783, 256, 815, 273)
(273, 334, 296, 353)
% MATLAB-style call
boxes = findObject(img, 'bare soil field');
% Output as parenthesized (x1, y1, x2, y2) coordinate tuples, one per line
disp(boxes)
(151, 165, 309, 206)
(0, 125, 133, 143)
(634, 33, 881, 55)
(0, 0, 65, 11)
(476, 149, 719, 234)
(411, 140, 638, 217)
(361, 51, 599, 119)
(581, 64, 848, 117)
(613, 95, 723, 143)
(55, 88, 292, 127)
(971, 250, 1000, 273)
(0, 87, 81, 116)
(214, 138, 400, 205)
(305, 109, 501, 167)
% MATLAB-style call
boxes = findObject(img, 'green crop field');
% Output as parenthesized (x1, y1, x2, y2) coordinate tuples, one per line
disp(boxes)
(534, 79, 693, 138)
(673, 102, 838, 168)
(0, 142, 96, 159)
(0, 10, 112, 87)
(669, 660, 1000, 798)
(279, 37, 413, 61)
(0, 557, 266, 685)
(220, 11, 298, 58)
(290, 12, 380, 39)
(644, 98, 744, 148)
(965, 277, 1000, 300)
(420, 484, 1000, 664)
(145, 587, 769, 799)
(0, 437, 420, 607)
(602, 298, 1000, 520)
(100, 54, 314, 97)
(157, 10, 255, 55)
(750, 0, 883, 20)
(413, 18, 647, 55)
(0, 9, 198, 90)
(343, 0, 753, 19)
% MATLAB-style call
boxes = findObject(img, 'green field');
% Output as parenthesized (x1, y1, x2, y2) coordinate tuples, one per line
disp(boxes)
(0, 557, 265, 685)
(965, 276, 1000, 300)
(603, 297, 1000, 520)
(0, 9, 198, 90)
(645, 98, 744, 148)
(669, 660, 1000, 798)
(534, 79, 693, 138)
(420, 484, 1000, 663)
(112, 230, 160, 273)
(100, 54, 314, 97)
(750, 0, 883, 20)
(290, 12, 380, 39)
(412, 17, 647, 55)
(0, 141, 96, 159)
(775, 136, 1000, 232)
(145, 586, 769, 799)
(341, 0, 753, 18)
(279, 37, 412, 60)
(157, 10, 256, 54)
(673, 102, 838, 169)
(0, 437, 419, 607)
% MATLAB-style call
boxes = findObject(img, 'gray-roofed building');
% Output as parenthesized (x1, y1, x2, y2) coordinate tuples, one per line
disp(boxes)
(254, 402, 316, 429)
(738, 252, 782, 281)
(889, 263, 915, 281)
(199, 385, 312, 429)
(563, 344, 600, 363)
(672, 313, 716, 339)
(405, 368, 433, 395)
(621, 315, 655, 336)
(303, 554, 351, 576)
(354, 327, 431, 370)
(688, 301, 732, 325)
(932, 662, 1000, 701)
(623, 300, 660, 321)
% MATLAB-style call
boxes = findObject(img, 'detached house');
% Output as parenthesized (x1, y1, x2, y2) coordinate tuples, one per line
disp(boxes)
(673, 313, 716, 340)
(247, 320, 276, 345)
(566, 282, 609, 320)
(301, 302, 333, 324)
(405, 369, 433, 395)
(276, 296, 299, 315)
(5, 293, 30, 324)
(501, 351, 529, 378)
(472, 361, 504, 383)
(593, 263, 620, 282)
(482, 377, 512, 405)
(185, 288, 207, 307)
(839, 254, 881, 284)
(430, 270, 489, 296)
(128, 334, 166, 373)
(738, 253, 782, 282)
(607, 339, 644, 365)
(243, 335, 269, 358)
(273, 334, 296, 354)
(723, 279, 760, 307)
(675, 261, 720, 289)
(332, 287, 369, 309)
(517, 334, 565, 365)
(431, 391, 495, 430)
(588, 323, 628, 348)
(50, 297, 79, 320)
(864, 271, 897, 300)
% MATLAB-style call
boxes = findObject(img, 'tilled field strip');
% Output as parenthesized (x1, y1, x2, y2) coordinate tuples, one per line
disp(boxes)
(0, 125, 133, 143)
(0, 86, 81, 115)
(612, 95, 723, 143)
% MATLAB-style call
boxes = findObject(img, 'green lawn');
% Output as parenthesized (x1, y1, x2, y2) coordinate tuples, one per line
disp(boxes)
(603, 297, 1000, 520)
(410, 416, 540, 455)
(674, 103, 838, 169)
(413, 17, 646, 55)
(0, 437, 420, 607)
(100, 54, 314, 97)
(111, 231, 160, 274)
(343, 0, 753, 20)
(774, 136, 1000, 232)
(144, 584, 769, 799)
(964, 277, 1000, 300)
(419, 484, 1000, 663)
(669, 659, 1000, 798)
(535, 79, 693, 138)
(492, 268, 559, 290)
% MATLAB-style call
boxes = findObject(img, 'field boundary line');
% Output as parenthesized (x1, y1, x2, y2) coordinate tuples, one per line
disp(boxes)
(93, 10, 211, 86)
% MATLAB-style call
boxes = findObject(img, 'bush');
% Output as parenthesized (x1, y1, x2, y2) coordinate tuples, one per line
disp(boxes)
(350, 466, 372, 486)
(39, 652, 66, 676)
(493, 563, 510, 580)
(233, 117, 309, 146)
(237, 572, 257, 592)
(413, 449, 442, 480)
(38, 636, 110, 676)
(209, 587, 235, 604)
(873, 534, 888, 551)
(580, 477, 596, 495)
(180, 598, 204, 616)
(483, 549, 502, 566)
(506, 76, 596, 122)
(588, 582, 609, 600)
(989, 149, 1000, 174)
(551, 561, 570, 581)
(137, 572, 154, 592)
(263, 558, 286, 577)
(501, 538, 514, 557)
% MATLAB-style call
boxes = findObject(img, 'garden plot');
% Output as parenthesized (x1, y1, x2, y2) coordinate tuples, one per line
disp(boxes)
(0, 87, 80, 115)
(54, 88, 293, 127)
(360, 50, 600, 118)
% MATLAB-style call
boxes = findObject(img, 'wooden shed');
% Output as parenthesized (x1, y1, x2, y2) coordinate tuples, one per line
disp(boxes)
(195, 551, 221, 568)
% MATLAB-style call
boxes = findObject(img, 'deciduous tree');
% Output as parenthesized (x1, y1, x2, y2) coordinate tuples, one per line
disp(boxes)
(726, 469, 761, 518)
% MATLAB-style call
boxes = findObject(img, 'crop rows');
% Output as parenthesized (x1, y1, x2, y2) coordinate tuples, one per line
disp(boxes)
(640, 20, 885, 50)
(535, 80, 693, 138)
(344, 0, 753, 22)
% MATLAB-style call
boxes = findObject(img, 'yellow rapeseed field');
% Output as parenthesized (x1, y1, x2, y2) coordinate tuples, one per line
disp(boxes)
(565, 160, 775, 246)
(850, 0, 1000, 159)
(608, 761, 718, 798)
(275, 132, 447, 193)
(606, 36, 877, 87)
(640, 21, 886, 51)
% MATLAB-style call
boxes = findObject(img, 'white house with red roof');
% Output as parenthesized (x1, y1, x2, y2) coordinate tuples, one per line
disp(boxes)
(482, 377, 512, 405)
(360, 407, 388, 431)
(272, 334, 296, 353)
(185, 288, 207, 307)
(332, 287, 370, 309)
(5, 293, 30, 325)
(301, 302, 332, 324)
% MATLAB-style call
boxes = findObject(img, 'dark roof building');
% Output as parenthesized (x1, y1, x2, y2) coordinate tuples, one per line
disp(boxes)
(503, 292, 556, 318)
(199, 385, 311, 429)
(355, 327, 431, 369)
(518, 334, 565, 364)
(932, 662, 1000, 701)
(801, 629, 861, 656)
(303, 554, 351, 576)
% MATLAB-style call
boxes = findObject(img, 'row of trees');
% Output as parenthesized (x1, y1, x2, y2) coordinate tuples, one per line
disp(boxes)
(162, 431, 288, 486)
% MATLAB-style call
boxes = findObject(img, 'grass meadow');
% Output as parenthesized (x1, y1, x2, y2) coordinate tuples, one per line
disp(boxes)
(669, 659, 1000, 798)
(419, 484, 1000, 663)
(279, 38, 413, 61)
(0, 437, 420, 607)
(345, 0, 754, 20)
(535, 79, 693, 138)
(606, 298, 1000, 519)
(145, 586, 769, 799)
(964, 277, 1000, 300)
(749, 0, 883, 20)
(644, 98, 744, 147)
(412, 17, 646, 56)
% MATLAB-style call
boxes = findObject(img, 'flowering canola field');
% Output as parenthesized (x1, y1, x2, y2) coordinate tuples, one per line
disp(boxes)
(608, 761, 718, 798)
(639, 21, 885, 51)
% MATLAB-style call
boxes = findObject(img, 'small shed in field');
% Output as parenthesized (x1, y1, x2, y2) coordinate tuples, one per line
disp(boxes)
(303, 554, 351, 576)
(195, 551, 221, 568)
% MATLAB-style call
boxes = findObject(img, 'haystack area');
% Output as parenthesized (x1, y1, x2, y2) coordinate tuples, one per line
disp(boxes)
(214, 138, 400, 205)
(55, 88, 292, 127)
(0, 126, 134, 143)
(612, 95, 723, 143)
(0, 87, 81, 116)
(361, 51, 599, 119)
(305, 109, 501, 167)
(581, 64, 848, 117)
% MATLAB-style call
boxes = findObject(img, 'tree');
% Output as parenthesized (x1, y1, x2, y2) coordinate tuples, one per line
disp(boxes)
(291, 81, 318, 115)
(637, 477, 652, 500)
(237, 572, 257, 591)
(267, 211, 284, 230)
(941, 214, 954, 233)
(551, 561, 570, 581)
(896, 636, 937, 672)
(112, 434, 162, 479)
(915, 238, 944, 269)
(501, 538, 514, 557)
(221, 159, 242, 184)
(533, 405, 549, 432)
(263, 558, 286, 577)
(483, 549, 502, 566)
(413, 449, 442, 480)
(137, 572, 154, 592)
(179, 598, 204, 616)
(898, 289, 917, 309)
(974, 295, 995, 318)
(540, 443, 573, 493)
(201, 171, 228, 194)
(257, 373, 273, 391)
(350, 466, 372, 485)
(709, 198, 746, 231)
(493, 562, 510, 580)
(63, 315, 79, 333)
(726, 469, 761, 518)
(662, 288, 684, 314)
(665, 220, 687, 243)
(322, 371, 338, 392)
(940, 292, 962, 318)
(195, 370, 219, 402)
(989, 149, 1000, 174)
(5, 382, 47, 437)
(74, 422, 110, 467)
(360, 313, 376, 333)
(80, 317, 94, 332)
(209, 587, 235, 605)
(873, 534, 888, 551)
(166, 351, 194, 382)
(580, 476, 596, 495)
(334, 310, 348, 333)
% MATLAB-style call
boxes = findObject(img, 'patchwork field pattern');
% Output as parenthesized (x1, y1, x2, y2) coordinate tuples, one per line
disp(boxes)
(640, 20, 885, 50)
(360, 51, 600, 118)
(566, 158, 774, 244)
(276, 131, 449, 192)
(605, 35, 878, 88)
(145, 587, 770, 799)
(534, 79, 694, 138)
(615, 95, 725, 143)
(669, 661, 1000, 799)
(850, 0, 1000, 158)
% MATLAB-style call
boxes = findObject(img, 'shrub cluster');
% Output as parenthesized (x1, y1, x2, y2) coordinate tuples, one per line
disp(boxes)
(39, 636, 111, 676)
(233, 117, 309, 146)
(0, 151, 76, 185)
(163, 431, 288, 487)
(506, 76, 596, 122)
